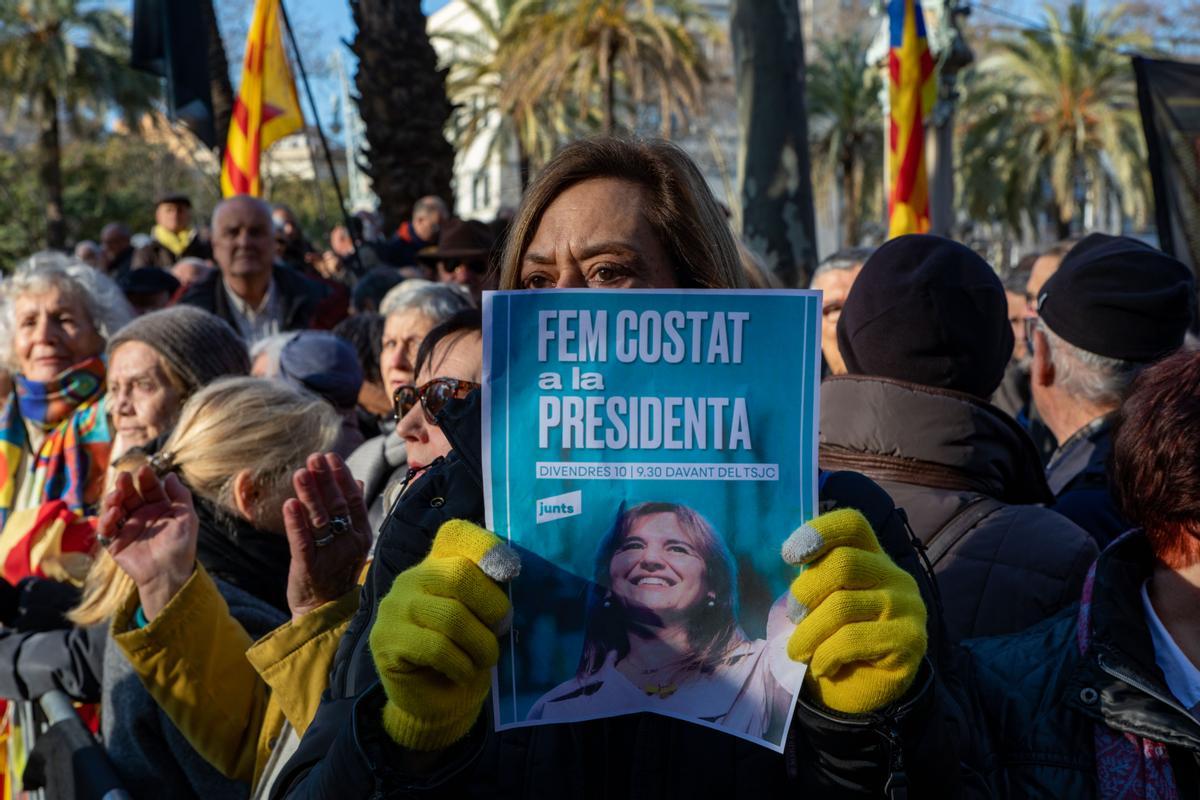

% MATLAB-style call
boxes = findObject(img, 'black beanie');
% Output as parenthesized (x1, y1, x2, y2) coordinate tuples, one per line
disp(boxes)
(1038, 233, 1195, 362)
(837, 234, 1013, 398)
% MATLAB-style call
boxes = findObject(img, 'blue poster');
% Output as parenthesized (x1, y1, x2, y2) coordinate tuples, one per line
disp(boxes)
(483, 289, 821, 752)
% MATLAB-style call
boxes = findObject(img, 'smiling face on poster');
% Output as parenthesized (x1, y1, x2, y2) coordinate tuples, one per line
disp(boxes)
(483, 289, 821, 752)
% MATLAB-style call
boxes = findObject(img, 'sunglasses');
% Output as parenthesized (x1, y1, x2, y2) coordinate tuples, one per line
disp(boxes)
(393, 377, 481, 424)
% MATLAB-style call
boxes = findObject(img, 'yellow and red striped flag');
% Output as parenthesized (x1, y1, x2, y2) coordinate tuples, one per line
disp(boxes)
(886, 0, 936, 238)
(220, 0, 304, 197)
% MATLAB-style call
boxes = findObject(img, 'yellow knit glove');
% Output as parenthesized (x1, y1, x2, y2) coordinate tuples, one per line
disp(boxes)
(369, 520, 520, 751)
(781, 508, 927, 715)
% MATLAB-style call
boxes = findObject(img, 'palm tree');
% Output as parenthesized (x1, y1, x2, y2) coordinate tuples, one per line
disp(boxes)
(958, 2, 1150, 237)
(504, 0, 712, 138)
(807, 33, 883, 247)
(0, 1, 157, 250)
(434, 0, 580, 186)
(352, 0, 456, 230)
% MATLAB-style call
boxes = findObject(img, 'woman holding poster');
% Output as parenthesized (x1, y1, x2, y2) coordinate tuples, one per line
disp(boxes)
(273, 136, 942, 800)
(528, 502, 796, 742)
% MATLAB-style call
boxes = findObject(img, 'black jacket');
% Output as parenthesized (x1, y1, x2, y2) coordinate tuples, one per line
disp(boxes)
(1045, 416, 1128, 549)
(951, 531, 1200, 796)
(178, 264, 328, 336)
(132, 236, 212, 270)
(272, 391, 963, 799)
(819, 376, 1098, 641)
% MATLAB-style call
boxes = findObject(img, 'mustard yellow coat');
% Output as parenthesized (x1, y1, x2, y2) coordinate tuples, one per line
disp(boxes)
(111, 564, 358, 789)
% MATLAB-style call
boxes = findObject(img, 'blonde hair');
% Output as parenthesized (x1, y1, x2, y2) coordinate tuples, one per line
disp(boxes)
(498, 137, 746, 291)
(71, 377, 341, 625)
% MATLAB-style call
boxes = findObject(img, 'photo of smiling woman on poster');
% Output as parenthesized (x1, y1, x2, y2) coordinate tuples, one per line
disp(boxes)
(527, 502, 797, 742)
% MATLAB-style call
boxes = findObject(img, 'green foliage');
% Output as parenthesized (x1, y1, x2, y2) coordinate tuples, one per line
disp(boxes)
(0, 0, 160, 247)
(0, 134, 216, 271)
(265, 174, 350, 248)
(437, 0, 714, 179)
(957, 1, 1151, 236)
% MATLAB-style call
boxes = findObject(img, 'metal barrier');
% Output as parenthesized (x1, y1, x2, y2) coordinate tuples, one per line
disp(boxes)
(16, 691, 130, 800)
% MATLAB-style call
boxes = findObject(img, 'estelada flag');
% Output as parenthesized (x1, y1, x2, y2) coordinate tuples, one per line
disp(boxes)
(886, 0, 936, 239)
(220, 0, 304, 197)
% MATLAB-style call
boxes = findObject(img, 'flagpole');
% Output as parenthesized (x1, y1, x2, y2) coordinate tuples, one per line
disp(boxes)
(277, 0, 364, 276)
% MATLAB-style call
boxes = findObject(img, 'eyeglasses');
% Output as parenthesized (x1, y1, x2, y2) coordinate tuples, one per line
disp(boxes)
(393, 378, 481, 424)
(1023, 317, 1037, 355)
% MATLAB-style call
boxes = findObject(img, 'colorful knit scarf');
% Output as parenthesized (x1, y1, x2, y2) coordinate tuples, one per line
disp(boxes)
(1076, 556, 1180, 800)
(0, 357, 111, 532)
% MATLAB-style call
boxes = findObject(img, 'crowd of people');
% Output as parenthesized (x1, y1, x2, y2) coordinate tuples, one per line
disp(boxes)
(0, 133, 1196, 798)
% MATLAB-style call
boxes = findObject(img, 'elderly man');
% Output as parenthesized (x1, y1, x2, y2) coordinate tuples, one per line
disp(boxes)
(100, 223, 135, 278)
(809, 248, 871, 376)
(179, 196, 327, 344)
(1030, 234, 1195, 547)
(133, 193, 213, 269)
(381, 195, 448, 267)
(821, 234, 1096, 641)
(419, 219, 496, 303)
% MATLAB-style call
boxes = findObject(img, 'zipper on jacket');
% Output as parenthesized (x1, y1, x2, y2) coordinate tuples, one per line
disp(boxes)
(881, 723, 908, 800)
(1097, 653, 1200, 748)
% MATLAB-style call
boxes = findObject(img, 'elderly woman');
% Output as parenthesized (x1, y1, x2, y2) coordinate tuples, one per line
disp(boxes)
(0, 306, 248, 587)
(0, 254, 132, 578)
(529, 502, 796, 742)
(345, 280, 473, 529)
(272, 138, 940, 799)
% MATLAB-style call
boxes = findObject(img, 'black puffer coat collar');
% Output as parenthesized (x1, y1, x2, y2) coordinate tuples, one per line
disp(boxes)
(819, 375, 1053, 505)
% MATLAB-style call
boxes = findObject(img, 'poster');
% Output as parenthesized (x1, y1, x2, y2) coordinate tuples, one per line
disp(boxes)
(482, 289, 821, 752)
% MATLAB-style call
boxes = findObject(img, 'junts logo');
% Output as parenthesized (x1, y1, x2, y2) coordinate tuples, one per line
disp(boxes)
(536, 490, 582, 524)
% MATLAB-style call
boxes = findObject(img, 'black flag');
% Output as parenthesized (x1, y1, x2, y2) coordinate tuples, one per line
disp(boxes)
(131, 0, 216, 147)
(1134, 56, 1200, 273)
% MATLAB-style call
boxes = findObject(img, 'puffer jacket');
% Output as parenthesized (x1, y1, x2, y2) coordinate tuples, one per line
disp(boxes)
(819, 376, 1098, 641)
(950, 531, 1200, 796)
(112, 563, 359, 792)
(271, 391, 967, 799)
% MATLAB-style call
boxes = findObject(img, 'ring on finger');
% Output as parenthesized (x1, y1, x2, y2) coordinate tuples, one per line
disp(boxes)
(314, 533, 336, 548)
(97, 534, 113, 548)
(329, 515, 352, 535)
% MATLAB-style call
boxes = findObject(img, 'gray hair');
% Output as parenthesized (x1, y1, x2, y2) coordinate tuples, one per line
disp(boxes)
(811, 248, 874, 286)
(378, 279, 473, 321)
(1037, 318, 1144, 408)
(0, 252, 135, 371)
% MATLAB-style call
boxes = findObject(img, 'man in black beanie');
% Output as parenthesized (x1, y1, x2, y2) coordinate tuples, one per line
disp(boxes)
(1031, 233, 1195, 547)
(820, 234, 1096, 641)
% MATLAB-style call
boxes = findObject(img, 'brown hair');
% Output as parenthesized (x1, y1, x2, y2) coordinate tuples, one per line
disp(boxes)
(578, 502, 743, 678)
(1112, 349, 1200, 569)
(498, 137, 746, 291)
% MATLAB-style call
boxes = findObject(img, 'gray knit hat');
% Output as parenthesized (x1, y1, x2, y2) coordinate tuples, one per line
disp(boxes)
(107, 306, 250, 396)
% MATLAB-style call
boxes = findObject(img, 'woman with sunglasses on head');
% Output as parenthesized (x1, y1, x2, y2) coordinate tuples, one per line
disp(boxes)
(271, 138, 960, 800)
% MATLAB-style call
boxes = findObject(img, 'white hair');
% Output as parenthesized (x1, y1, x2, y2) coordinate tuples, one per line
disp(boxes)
(1038, 319, 1144, 408)
(378, 279, 473, 321)
(0, 252, 135, 371)
(810, 248, 874, 287)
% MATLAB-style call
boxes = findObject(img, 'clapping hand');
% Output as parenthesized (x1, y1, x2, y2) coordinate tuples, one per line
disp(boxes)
(282, 453, 372, 621)
(100, 466, 199, 621)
